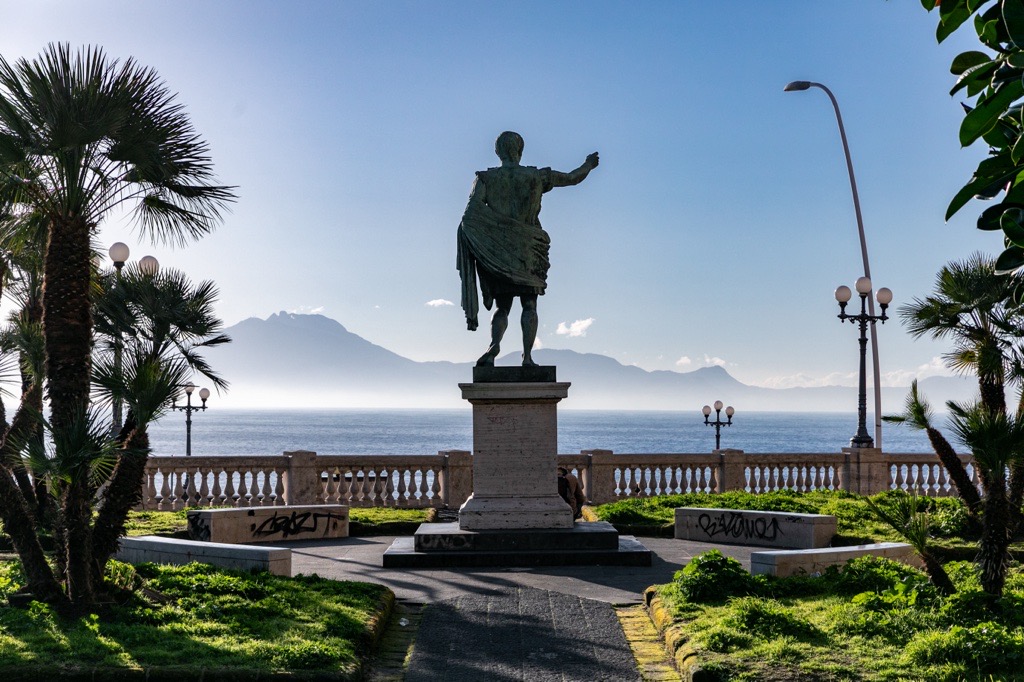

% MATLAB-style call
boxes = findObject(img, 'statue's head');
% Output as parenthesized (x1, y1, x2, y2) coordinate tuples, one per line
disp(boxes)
(495, 131, 524, 164)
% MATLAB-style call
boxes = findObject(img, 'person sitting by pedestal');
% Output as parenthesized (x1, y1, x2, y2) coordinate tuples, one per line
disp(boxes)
(557, 467, 587, 520)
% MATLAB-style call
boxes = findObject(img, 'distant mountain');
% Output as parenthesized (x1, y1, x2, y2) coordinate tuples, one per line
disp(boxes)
(203, 312, 978, 411)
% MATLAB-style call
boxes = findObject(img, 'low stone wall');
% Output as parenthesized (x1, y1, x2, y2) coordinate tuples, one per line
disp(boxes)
(116, 536, 291, 575)
(674, 507, 837, 549)
(749, 542, 917, 577)
(187, 505, 349, 544)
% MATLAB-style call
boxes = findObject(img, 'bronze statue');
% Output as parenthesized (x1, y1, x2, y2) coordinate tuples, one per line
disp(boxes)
(457, 131, 599, 366)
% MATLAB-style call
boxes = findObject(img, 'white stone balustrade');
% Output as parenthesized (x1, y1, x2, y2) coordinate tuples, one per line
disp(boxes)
(138, 448, 978, 511)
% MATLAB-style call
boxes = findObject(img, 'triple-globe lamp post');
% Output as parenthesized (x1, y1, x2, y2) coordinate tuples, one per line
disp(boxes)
(107, 242, 159, 436)
(171, 382, 211, 457)
(835, 277, 892, 449)
(702, 400, 735, 451)
(784, 80, 885, 449)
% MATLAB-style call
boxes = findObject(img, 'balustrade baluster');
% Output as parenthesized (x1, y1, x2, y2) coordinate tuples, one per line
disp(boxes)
(157, 469, 171, 511)
(396, 469, 409, 507)
(260, 469, 273, 505)
(171, 470, 184, 511)
(224, 470, 238, 507)
(274, 467, 285, 504)
(382, 468, 395, 506)
(145, 471, 158, 510)
(198, 470, 211, 507)
(430, 466, 442, 505)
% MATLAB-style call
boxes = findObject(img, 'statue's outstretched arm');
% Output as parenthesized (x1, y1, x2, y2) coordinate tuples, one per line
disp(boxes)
(550, 152, 599, 188)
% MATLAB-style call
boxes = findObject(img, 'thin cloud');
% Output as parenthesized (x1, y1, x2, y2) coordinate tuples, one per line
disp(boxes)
(426, 299, 454, 307)
(556, 318, 595, 337)
(288, 305, 325, 315)
(703, 354, 726, 367)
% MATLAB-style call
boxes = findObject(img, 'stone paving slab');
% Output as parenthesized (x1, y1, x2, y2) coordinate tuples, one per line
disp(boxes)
(404, 587, 640, 682)
(285, 534, 756, 604)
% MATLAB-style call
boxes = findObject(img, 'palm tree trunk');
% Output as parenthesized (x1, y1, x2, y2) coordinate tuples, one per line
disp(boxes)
(42, 215, 93, 426)
(91, 415, 149, 584)
(925, 427, 982, 521)
(42, 214, 96, 606)
(0, 389, 63, 604)
(979, 478, 1012, 597)
(920, 550, 956, 596)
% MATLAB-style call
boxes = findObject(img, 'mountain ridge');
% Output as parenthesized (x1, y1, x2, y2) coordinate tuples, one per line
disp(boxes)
(203, 312, 975, 410)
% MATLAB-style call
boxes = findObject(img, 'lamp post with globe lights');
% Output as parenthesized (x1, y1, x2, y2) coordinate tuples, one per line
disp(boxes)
(784, 80, 885, 449)
(171, 382, 210, 457)
(702, 401, 735, 450)
(107, 242, 159, 436)
(835, 277, 892, 449)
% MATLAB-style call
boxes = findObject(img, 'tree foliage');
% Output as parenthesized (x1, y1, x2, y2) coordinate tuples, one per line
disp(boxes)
(924, 0, 1024, 272)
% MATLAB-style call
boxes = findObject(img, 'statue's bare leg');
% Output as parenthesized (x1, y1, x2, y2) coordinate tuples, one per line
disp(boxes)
(521, 294, 538, 366)
(476, 296, 513, 366)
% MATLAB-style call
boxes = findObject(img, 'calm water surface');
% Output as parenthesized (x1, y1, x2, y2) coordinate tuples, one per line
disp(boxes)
(144, 409, 936, 457)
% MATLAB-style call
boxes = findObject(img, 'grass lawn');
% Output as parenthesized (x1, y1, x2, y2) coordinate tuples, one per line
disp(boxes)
(654, 553, 1024, 681)
(622, 490, 1024, 680)
(0, 560, 392, 679)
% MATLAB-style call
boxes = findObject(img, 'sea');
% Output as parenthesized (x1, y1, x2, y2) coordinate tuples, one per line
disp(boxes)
(143, 409, 940, 457)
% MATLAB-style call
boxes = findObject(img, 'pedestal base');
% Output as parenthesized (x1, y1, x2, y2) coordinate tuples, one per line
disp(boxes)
(381, 522, 652, 568)
(458, 494, 573, 530)
(459, 376, 572, 530)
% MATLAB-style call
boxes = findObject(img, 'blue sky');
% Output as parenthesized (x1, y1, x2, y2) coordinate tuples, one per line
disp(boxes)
(0, 1, 1000, 391)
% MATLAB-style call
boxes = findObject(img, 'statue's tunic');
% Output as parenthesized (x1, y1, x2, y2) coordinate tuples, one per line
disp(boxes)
(457, 165, 553, 330)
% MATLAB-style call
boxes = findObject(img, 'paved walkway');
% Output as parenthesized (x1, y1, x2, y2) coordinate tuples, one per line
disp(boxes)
(285, 534, 756, 681)
(288, 535, 756, 604)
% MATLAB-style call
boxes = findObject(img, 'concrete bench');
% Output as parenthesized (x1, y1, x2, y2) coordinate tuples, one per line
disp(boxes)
(749, 542, 917, 577)
(115, 536, 291, 576)
(675, 507, 836, 549)
(187, 505, 349, 544)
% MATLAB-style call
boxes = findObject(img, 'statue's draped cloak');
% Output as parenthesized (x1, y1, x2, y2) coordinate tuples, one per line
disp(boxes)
(457, 167, 552, 331)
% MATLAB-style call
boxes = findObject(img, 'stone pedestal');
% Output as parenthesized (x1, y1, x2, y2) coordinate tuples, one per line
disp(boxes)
(380, 366, 653, 569)
(458, 370, 572, 530)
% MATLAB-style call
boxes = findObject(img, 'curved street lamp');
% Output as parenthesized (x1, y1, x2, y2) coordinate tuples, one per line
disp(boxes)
(784, 80, 884, 449)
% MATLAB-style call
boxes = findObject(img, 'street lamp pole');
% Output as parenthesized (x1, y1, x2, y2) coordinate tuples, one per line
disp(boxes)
(108, 242, 129, 437)
(171, 383, 210, 457)
(835, 278, 892, 448)
(107, 244, 160, 438)
(785, 80, 884, 449)
(701, 400, 735, 450)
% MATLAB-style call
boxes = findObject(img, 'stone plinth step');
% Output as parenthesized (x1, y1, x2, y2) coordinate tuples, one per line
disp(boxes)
(472, 365, 556, 383)
(382, 535, 651, 568)
(413, 521, 620, 552)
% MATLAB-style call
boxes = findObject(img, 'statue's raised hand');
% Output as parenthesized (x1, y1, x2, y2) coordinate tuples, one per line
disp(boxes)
(586, 152, 599, 168)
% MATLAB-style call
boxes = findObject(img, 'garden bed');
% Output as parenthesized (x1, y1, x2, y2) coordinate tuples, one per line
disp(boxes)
(0, 560, 393, 680)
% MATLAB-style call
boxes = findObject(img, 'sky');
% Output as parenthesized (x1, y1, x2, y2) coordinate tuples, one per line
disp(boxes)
(0, 1, 1002, 394)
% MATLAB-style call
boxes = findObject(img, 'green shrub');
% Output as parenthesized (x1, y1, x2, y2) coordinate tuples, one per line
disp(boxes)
(722, 597, 819, 640)
(825, 555, 929, 596)
(700, 625, 752, 653)
(902, 621, 1024, 672)
(674, 549, 756, 603)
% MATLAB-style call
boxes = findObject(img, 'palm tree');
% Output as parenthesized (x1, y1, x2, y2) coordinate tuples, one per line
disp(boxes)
(89, 266, 229, 578)
(899, 253, 1024, 518)
(901, 253, 1024, 416)
(0, 43, 234, 606)
(947, 402, 1024, 596)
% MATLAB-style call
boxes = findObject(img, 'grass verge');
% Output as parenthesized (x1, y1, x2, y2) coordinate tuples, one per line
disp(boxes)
(0, 559, 393, 680)
(649, 553, 1024, 681)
